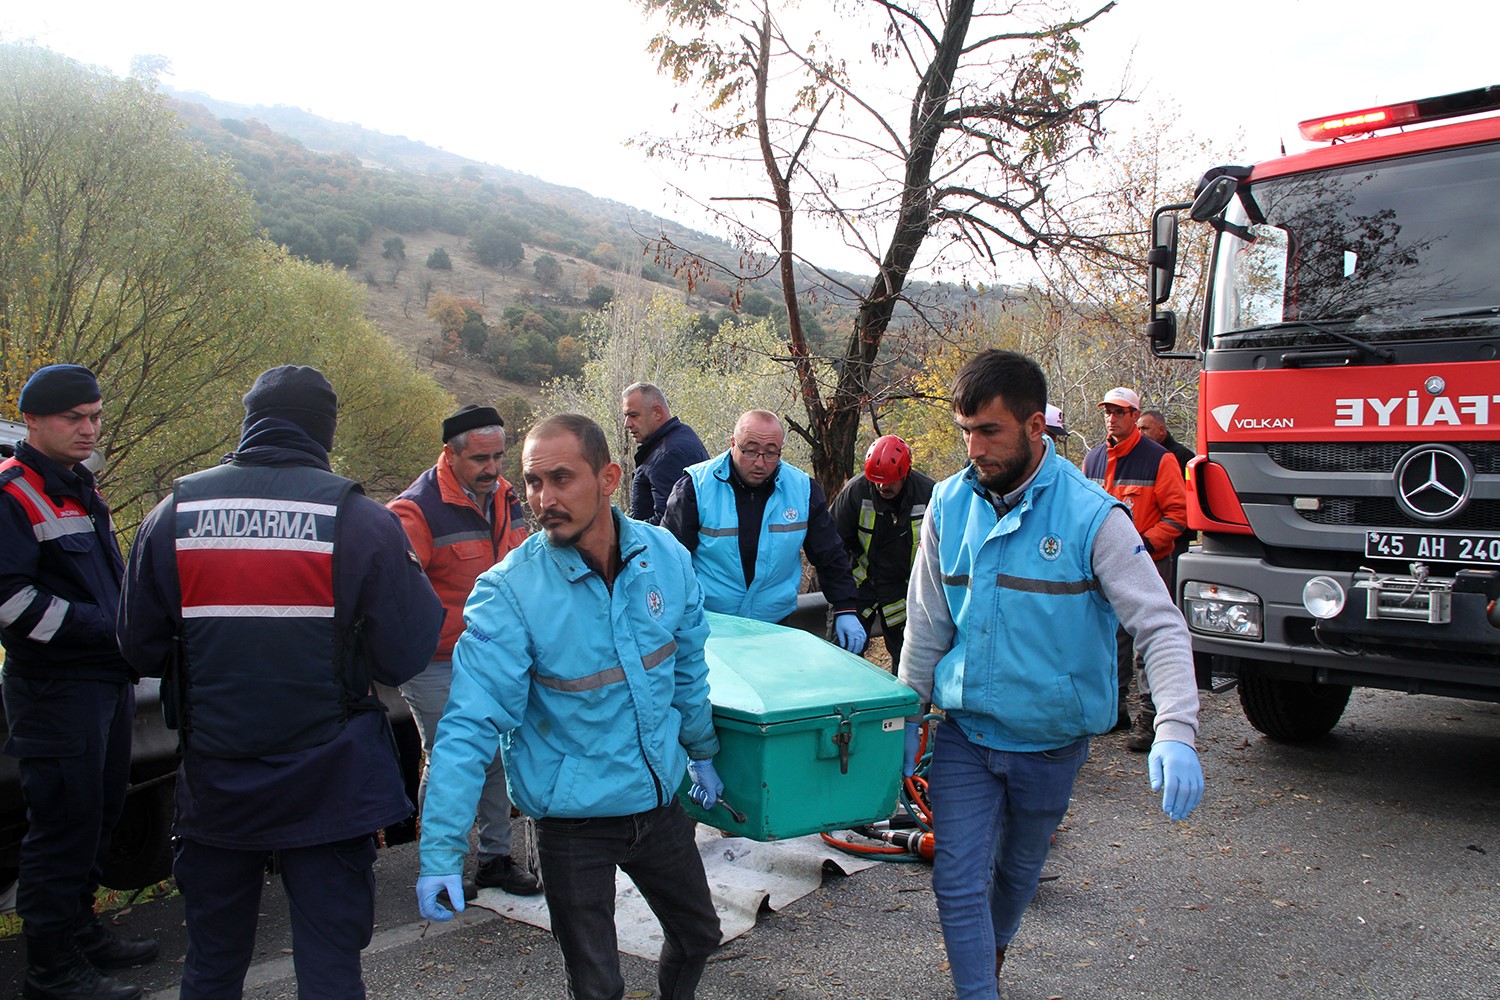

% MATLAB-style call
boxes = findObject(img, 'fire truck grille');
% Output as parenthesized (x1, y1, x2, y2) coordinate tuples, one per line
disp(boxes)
(1267, 441, 1500, 474)
(1296, 497, 1500, 531)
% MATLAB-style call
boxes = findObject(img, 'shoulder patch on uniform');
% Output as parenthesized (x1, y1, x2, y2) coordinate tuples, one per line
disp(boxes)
(646, 585, 665, 620)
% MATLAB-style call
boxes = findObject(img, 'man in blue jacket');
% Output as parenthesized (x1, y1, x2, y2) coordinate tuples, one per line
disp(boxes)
(900, 351, 1204, 1000)
(416, 413, 726, 1000)
(661, 409, 866, 652)
(118, 366, 443, 1000)
(621, 382, 708, 525)
(2, 364, 157, 1000)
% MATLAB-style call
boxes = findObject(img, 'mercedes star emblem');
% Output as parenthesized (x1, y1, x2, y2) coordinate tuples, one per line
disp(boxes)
(1393, 444, 1472, 523)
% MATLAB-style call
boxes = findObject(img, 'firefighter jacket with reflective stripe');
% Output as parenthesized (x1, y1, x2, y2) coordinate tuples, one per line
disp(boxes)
(1082, 427, 1188, 561)
(388, 454, 527, 659)
(684, 451, 811, 622)
(419, 509, 718, 875)
(921, 449, 1126, 750)
(173, 462, 358, 757)
(830, 471, 936, 628)
(0, 444, 131, 681)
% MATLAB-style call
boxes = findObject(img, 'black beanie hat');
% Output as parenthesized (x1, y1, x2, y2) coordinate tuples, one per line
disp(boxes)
(242, 366, 338, 450)
(442, 404, 504, 443)
(18, 364, 101, 416)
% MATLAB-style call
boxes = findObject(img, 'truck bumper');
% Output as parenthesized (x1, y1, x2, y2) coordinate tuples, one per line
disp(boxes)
(1178, 550, 1500, 700)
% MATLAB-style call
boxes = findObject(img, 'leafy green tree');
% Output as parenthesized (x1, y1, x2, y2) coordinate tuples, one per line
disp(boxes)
(471, 221, 525, 270)
(382, 236, 406, 260)
(426, 246, 453, 270)
(328, 234, 360, 268)
(586, 284, 614, 309)
(533, 254, 563, 288)
(0, 44, 451, 527)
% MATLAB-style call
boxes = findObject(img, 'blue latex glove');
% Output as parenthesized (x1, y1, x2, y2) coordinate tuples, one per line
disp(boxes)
(687, 758, 724, 810)
(902, 721, 922, 778)
(834, 614, 868, 654)
(416, 873, 465, 922)
(1149, 740, 1204, 822)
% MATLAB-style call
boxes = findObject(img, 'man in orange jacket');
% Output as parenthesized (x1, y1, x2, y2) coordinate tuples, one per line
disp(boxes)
(388, 404, 540, 896)
(1082, 387, 1189, 752)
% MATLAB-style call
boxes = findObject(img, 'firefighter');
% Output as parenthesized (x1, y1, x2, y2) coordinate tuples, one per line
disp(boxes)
(828, 435, 936, 668)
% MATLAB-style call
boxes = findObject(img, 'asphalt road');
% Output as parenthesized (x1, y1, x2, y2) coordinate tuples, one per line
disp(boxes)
(3, 685, 1498, 999)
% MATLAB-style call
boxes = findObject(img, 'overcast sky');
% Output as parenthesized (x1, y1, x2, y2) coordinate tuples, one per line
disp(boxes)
(3, 0, 1496, 274)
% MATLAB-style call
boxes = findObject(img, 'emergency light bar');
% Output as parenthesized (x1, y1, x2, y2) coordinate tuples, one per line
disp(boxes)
(1298, 84, 1500, 141)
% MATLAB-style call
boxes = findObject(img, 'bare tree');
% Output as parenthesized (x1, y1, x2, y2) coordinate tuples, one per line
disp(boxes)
(636, 0, 1120, 491)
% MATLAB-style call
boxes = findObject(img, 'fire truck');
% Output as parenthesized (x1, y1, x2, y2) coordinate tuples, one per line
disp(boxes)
(1146, 85, 1500, 741)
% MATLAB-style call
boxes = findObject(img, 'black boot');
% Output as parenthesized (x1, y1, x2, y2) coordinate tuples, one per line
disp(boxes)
(75, 914, 159, 971)
(23, 932, 143, 1000)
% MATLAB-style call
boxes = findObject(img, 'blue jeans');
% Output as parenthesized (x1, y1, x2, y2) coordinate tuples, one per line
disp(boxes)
(536, 800, 720, 1000)
(175, 834, 377, 1000)
(928, 720, 1089, 999)
(401, 659, 513, 857)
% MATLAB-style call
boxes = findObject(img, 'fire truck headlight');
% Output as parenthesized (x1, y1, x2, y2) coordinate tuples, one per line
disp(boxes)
(1182, 581, 1263, 640)
(1302, 576, 1346, 620)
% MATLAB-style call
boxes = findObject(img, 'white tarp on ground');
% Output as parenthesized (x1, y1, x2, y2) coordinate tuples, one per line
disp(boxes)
(470, 826, 879, 959)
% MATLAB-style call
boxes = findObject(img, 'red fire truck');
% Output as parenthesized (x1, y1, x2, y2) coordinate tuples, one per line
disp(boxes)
(1147, 85, 1500, 741)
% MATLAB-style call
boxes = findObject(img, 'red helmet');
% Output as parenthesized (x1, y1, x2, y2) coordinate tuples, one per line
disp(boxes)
(864, 435, 912, 485)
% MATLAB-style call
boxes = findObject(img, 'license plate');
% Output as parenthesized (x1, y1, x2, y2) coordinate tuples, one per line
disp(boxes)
(1364, 529, 1500, 565)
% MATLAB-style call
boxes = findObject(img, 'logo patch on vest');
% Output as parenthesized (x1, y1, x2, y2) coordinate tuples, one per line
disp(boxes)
(646, 585, 665, 620)
(783, 506, 799, 522)
(1038, 534, 1063, 561)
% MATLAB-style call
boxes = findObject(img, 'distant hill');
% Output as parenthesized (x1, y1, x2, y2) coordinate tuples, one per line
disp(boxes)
(163, 89, 1018, 409)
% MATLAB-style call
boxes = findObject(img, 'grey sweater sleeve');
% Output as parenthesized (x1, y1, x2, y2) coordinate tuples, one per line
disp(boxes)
(1092, 507, 1200, 747)
(896, 504, 952, 715)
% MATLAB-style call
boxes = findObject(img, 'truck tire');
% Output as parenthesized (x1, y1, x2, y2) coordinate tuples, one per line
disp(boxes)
(1238, 672, 1351, 743)
(101, 781, 175, 891)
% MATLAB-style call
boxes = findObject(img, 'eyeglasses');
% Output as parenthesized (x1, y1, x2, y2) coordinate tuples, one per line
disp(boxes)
(1101, 405, 1134, 417)
(737, 446, 782, 463)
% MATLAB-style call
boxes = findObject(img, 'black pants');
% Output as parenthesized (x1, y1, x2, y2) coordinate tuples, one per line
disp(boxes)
(536, 800, 720, 1000)
(175, 834, 379, 1000)
(2, 674, 132, 937)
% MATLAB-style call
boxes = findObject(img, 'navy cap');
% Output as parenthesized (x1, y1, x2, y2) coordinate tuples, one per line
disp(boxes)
(18, 364, 101, 416)
(442, 404, 503, 443)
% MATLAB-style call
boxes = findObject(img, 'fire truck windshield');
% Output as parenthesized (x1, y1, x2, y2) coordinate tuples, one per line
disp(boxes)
(1207, 142, 1499, 349)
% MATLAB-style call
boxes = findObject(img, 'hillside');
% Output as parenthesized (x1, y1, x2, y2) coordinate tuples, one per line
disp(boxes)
(164, 90, 1019, 419)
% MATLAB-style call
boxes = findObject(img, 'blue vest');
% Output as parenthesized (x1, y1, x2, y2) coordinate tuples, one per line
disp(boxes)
(931, 448, 1125, 750)
(686, 452, 811, 622)
(173, 463, 358, 757)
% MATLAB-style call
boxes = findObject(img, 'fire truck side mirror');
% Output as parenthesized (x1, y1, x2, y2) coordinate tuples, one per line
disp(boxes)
(1190, 175, 1239, 222)
(1148, 210, 1179, 307)
(1148, 311, 1179, 355)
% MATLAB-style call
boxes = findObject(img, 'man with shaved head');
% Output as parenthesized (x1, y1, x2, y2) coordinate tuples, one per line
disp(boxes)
(662, 410, 866, 652)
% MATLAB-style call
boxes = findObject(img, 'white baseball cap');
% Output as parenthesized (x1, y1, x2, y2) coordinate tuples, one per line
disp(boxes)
(1098, 387, 1141, 411)
(1044, 404, 1066, 434)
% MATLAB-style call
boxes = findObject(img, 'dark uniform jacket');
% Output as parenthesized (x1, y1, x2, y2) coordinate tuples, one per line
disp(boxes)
(0, 441, 132, 682)
(630, 416, 709, 525)
(117, 420, 443, 850)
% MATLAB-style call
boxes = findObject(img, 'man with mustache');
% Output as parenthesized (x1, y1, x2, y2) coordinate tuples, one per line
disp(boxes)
(387, 404, 540, 897)
(416, 413, 725, 1000)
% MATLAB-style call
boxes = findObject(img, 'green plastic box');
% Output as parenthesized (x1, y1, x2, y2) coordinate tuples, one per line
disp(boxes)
(679, 611, 920, 841)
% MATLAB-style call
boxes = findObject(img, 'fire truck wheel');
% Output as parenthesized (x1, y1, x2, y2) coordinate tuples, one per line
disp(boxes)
(1237, 672, 1352, 743)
